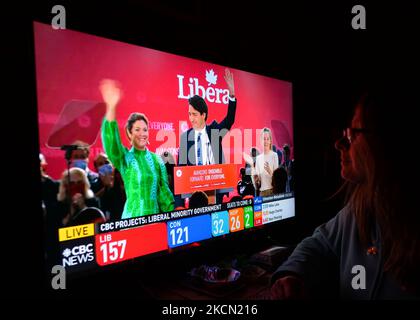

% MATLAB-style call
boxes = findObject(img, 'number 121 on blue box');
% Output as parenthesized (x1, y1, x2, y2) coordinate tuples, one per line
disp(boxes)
(167, 215, 211, 248)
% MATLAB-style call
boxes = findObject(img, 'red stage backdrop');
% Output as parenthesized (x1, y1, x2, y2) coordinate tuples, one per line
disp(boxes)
(34, 22, 293, 179)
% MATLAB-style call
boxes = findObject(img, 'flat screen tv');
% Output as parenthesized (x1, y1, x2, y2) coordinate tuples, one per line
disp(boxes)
(35, 21, 295, 276)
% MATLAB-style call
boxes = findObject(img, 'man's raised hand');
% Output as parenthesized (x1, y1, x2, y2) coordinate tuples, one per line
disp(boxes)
(224, 68, 235, 98)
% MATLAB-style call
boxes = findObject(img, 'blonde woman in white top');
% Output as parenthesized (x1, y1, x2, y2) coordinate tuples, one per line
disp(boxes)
(244, 127, 279, 196)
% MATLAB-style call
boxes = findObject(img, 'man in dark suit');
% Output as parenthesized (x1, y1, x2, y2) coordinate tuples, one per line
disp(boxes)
(177, 68, 237, 205)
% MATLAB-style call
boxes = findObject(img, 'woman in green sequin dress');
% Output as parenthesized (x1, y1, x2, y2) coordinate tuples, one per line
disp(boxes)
(100, 79, 174, 218)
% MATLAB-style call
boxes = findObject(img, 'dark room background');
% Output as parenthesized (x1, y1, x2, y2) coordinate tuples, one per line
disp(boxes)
(4, 0, 417, 296)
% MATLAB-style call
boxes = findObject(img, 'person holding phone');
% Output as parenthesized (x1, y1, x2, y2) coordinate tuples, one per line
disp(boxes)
(56, 167, 100, 226)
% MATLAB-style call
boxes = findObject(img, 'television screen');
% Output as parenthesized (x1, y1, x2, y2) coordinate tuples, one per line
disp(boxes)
(35, 21, 295, 274)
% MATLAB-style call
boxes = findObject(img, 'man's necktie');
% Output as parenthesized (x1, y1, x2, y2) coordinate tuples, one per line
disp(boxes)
(197, 133, 202, 165)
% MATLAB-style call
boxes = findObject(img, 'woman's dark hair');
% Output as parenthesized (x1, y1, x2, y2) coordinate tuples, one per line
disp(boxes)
(69, 207, 106, 226)
(188, 95, 208, 121)
(283, 144, 290, 156)
(272, 167, 288, 194)
(346, 82, 419, 292)
(189, 191, 209, 209)
(125, 112, 149, 139)
(230, 195, 242, 203)
(251, 147, 259, 159)
(70, 140, 90, 159)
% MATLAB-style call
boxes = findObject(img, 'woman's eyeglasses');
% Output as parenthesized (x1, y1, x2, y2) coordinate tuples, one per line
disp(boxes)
(342, 127, 368, 144)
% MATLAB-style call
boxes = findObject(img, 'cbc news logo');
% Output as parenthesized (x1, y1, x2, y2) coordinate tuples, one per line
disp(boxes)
(62, 243, 94, 267)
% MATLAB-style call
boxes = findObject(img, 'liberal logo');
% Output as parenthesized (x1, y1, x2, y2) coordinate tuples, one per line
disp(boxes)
(177, 69, 229, 104)
(206, 69, 217, 85)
